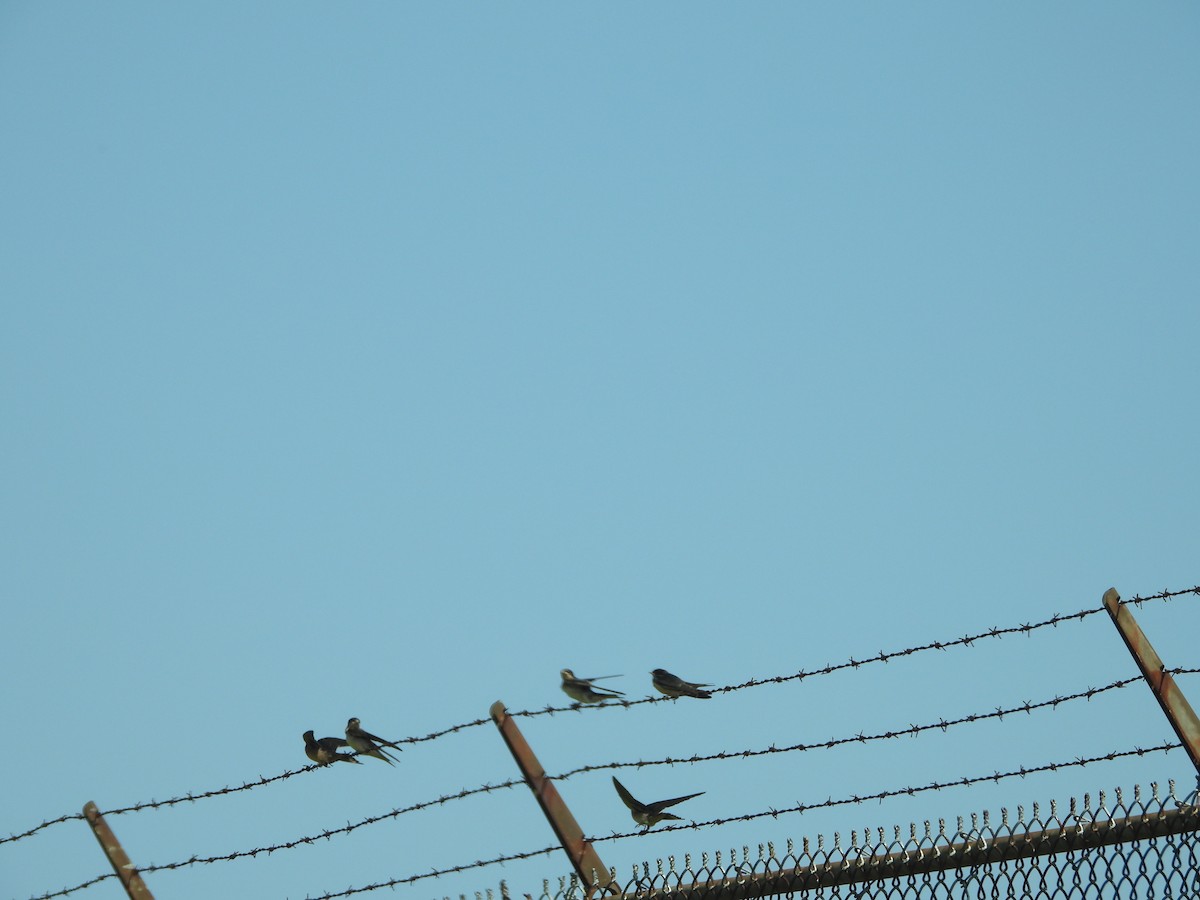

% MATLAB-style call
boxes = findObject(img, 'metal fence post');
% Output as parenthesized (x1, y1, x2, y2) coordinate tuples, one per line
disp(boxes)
(83, 801, 155, 899)
(490, 701, 613, 895)
(1103, 588, 1200, 776)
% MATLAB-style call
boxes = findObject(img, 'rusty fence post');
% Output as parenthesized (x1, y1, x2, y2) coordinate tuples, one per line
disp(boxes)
(83, 801, 155, 899)
(490, 701, 614, 895)
(1103, 588, 1200, 776)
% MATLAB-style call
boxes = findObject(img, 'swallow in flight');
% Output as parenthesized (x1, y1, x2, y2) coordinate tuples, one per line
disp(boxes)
(303, 730, 362, 765)
(651, 668, 713, 699)
(345, 717, 403, 765)
(612, 776, 704, 831)
(560, 668, 624, 705)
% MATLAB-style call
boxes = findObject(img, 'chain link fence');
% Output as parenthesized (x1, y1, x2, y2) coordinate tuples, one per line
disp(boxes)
(515, 782, 1200, 900)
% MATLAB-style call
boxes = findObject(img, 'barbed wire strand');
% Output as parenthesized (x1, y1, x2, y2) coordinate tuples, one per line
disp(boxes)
(1, 719, 500, 847)
(589, 741, 1184, 843)
(25, 871, 116, 900)
(303, 845, 562, 900)
(25, 846, 566, 900)
(551, 673, 1171, 780)
(149, 780, 524, 872)
(5, 586, 1195, 849)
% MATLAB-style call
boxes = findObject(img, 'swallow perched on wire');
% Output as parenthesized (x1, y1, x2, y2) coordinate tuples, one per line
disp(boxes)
(651, 668, 713, 699)
(303, 730, 362, 765)
(612, 777, 704, 831)
(345, 717, 403, 765)
(560, 668, 624, 705)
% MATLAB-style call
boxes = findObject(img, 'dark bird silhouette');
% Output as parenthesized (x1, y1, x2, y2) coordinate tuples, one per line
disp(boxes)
(612, 776, 704, 831)
(345, 717, 403, 765)
(303, 730, 362, 765)
(651, 668, 713, 699)
(561, 668, 624, 705)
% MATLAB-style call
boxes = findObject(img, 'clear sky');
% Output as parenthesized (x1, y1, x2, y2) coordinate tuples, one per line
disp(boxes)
(2, 4, 1198, 899)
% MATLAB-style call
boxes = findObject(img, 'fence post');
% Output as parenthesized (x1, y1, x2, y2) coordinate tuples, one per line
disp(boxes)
(1103, 588, 1200, 776)
(83, 801, 155, 899)
(490, 701, 613, 895)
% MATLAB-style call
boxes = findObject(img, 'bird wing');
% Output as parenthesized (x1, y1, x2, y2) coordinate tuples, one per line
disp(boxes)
(564, 677, 623, 697)
(583, 674, 622, 682)
(359, 728, 403, 750)
(648, 791, 705, 813)
(612, 777, 645, 812)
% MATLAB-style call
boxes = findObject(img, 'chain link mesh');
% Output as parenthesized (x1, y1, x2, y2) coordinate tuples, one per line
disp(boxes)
(523, 782, 1200, 900)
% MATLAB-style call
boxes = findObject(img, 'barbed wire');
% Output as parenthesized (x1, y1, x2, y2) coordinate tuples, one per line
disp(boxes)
(550, 673, 1170, 781)
(0, 763, 328, 847)
(25, 871, 116, 900)
(34, 667, 1169, 899)
(589, 741, 1185, 843)
(5, 586, 1194, 850)
(20, 737, 1189, 900)
(303, 845, 561, 900)
(514, 586, 1198, 713)
(19, 780, 525, 900)
(24, 845, 565, 900)
(298, 741, 1185, 900)
(132, 779, 523, 872)
(713, 586, 1197, 695)
(4, 717, 508, 848)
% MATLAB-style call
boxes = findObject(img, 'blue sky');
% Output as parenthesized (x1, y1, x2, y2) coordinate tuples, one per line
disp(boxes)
(2, 3, 1198, 899)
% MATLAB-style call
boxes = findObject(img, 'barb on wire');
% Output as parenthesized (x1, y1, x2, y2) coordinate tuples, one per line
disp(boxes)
(588, 742, 1184, 843)
(551, 674, 1157, 781)
(5, 587, 1194, 850)
(302, 844, 560, 900)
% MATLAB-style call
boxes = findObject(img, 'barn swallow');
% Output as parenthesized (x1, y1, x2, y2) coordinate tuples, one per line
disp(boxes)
(345, 717, 403, 765)
(560, 669, 624, 705)
(612, 777, 704, 831)
(651, 668, 713, 699)
(303, 730, 362, 765)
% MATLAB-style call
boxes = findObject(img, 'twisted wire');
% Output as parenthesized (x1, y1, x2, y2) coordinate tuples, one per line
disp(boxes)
(5, 586, 1194, 849)
(589, 742, 1185, 842)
